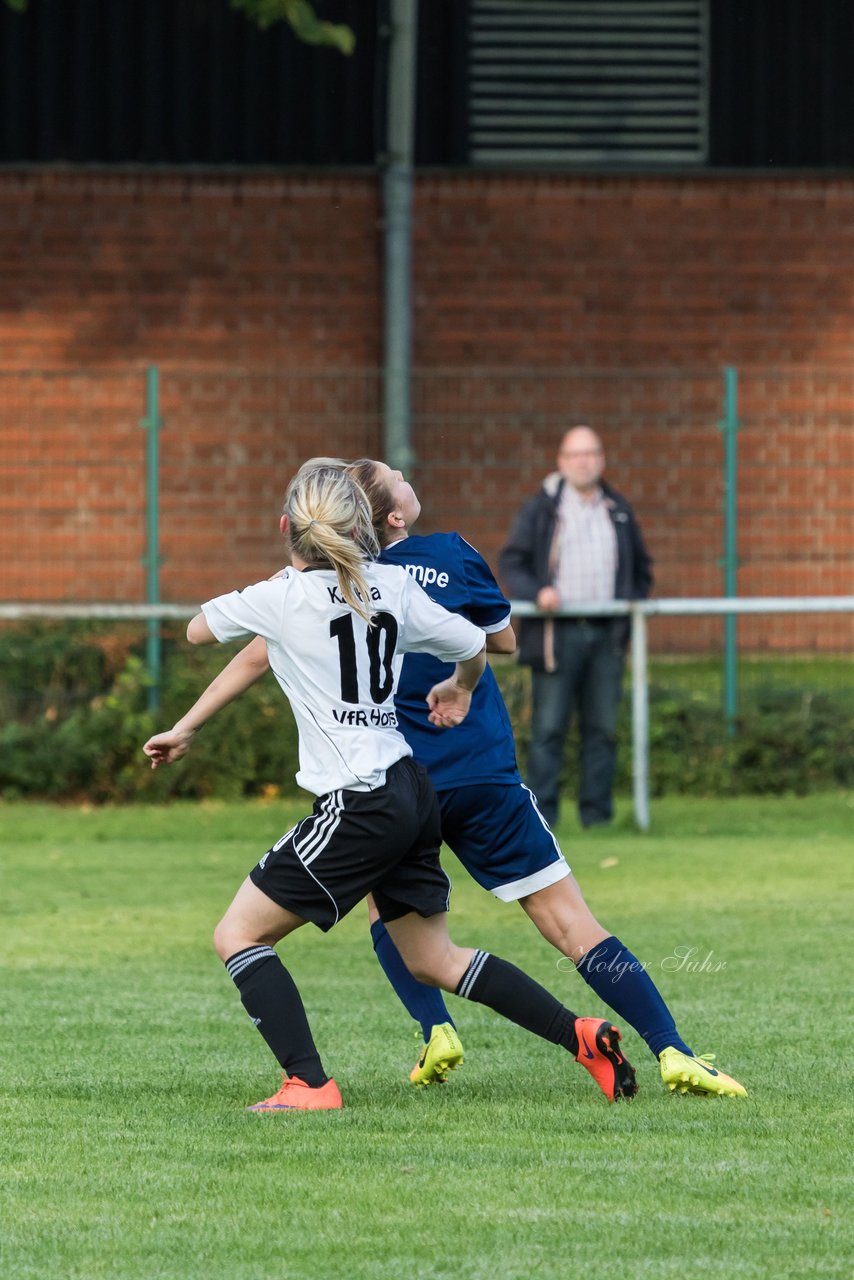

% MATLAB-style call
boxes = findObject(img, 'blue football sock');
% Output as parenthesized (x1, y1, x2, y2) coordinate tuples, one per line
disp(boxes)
(370, 919, 454, 1043)
(576, 935, 693, 1059)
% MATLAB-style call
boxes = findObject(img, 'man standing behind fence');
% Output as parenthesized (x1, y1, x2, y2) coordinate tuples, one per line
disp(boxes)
(499, 426, 653, 829)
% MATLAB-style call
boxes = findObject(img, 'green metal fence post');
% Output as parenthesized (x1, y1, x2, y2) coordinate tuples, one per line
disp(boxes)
(140, 366, 162, 712)
(720, 366, 739, 735)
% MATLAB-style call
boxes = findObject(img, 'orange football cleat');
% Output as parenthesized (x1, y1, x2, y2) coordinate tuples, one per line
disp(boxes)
(246, 1074, 343, 1111)
(574, 1017, 638, 1102)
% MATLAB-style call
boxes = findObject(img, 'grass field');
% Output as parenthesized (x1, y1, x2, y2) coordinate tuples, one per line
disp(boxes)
(2, 794, 853, 1280)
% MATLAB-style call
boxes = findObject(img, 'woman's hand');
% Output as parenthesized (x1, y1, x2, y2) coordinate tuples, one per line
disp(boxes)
(425, 679, 473, 728)
(143, 727, 195, 769)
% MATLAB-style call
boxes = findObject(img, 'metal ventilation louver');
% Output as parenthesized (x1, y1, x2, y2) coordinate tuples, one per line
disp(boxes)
(468, 0, 708, 166)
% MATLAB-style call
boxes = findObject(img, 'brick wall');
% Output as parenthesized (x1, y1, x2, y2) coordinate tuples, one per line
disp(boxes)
(412, 175, 854, 368)
(0, 169, 851, 650)
(0, 171, 381, 371)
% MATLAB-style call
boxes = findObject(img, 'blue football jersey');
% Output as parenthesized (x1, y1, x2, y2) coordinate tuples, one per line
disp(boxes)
(380, 532, 521, 789)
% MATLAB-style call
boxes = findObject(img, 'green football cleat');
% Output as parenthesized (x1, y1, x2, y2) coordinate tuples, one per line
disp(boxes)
(410, 1022, 464, 1086)
(659, 1047, 747, 1098)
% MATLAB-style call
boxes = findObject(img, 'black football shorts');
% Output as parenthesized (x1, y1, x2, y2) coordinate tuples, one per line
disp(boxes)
(249, 757, 450, 931)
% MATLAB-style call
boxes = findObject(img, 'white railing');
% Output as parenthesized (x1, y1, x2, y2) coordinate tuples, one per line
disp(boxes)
(509, 597, 854, 829)
(0, 603, 198, 620)
(2, 596, 852, 829)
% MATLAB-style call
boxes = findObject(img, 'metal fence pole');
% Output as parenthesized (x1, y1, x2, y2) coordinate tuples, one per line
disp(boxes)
(140, 366, 162, 711)
(631, 604, 650, 831)
(382, 0, 418, 473)
(721, 366, 739, 734)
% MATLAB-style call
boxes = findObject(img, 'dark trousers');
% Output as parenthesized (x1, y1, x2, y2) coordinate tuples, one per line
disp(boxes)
(527, 620, 625, 828)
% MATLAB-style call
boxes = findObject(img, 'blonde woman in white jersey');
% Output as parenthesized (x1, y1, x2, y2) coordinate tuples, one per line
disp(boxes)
(144, 465, 638, 1110)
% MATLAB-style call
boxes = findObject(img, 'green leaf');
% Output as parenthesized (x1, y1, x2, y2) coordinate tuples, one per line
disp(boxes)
(231, 0, 356, 54)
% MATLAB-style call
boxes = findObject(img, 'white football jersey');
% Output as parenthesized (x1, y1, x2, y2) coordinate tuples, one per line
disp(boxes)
(201, 562, 485, 796)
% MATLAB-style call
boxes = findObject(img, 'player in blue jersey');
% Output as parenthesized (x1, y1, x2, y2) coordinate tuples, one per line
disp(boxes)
(147, 457, 746, 1101)
(346, 460, 746, 1100)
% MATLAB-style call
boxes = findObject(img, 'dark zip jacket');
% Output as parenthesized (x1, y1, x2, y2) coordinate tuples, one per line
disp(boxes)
(499, 473, 653, 670)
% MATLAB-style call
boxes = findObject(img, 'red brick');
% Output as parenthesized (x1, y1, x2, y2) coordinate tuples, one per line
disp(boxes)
(0, 170, 851, 647)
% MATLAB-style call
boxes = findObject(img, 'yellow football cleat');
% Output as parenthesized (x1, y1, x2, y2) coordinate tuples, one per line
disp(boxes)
(659, 1047, 747, 1098)
(410, 1022, 464, 1086)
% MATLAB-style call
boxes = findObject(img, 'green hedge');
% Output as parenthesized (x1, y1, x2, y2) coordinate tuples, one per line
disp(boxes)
(501, 661, 853, 798)
(0, 623, 300, 804)
(0, 623, 850, 802)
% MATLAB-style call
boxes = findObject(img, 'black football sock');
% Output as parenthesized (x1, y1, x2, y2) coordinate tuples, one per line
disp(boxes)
(225, 946, 329, 1087)
(455, 950, 579, 1056)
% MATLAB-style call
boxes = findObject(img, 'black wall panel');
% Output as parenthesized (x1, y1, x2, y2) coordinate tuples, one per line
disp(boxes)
(0, 0, 378, 164)
(2, 0, 854, 169)
(709, 0, 854, 167)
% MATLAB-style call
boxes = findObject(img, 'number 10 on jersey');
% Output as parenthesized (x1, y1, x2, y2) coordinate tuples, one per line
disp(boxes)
(329, 612, 398, 704)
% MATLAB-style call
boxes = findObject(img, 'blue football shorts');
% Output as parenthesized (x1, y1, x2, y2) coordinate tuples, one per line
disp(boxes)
(437, 782, 570, 901)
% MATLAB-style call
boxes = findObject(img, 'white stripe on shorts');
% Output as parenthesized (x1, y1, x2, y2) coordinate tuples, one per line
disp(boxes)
(295, 791, 344, 866)
(489, 858, 569, 903)
(523, 784, 564, 857)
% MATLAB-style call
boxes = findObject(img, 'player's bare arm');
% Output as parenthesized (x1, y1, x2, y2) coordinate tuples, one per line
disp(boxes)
(143, 634, 270, 769)
(187, 611, 217, 645)
(486, 623, 516, 654)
